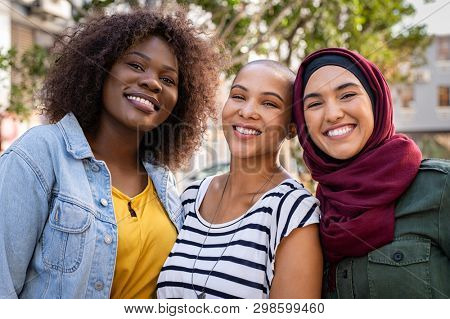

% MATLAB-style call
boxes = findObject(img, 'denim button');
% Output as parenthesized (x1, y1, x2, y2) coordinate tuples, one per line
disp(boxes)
(91, 164, 100, 172)
(104, 234, 113, 245)
(100, 198, 108, 207)
(393, 251, 404, 262)
(94, 281, 104, 291)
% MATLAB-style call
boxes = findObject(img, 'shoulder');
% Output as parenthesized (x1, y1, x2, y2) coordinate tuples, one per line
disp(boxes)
(396, 158, 449, 216)
(0, 124, 63, 196)
(1, 123, 64, 171)
(261, 179, 303, 201)
(181, 174, 224, 199)
(268, 179, 320, 252)
(181, 179, 203, 201)
(182, 179, 203, 193)
(272, 179, 320, 208)
(266, 179, 320, 223)
(7, 124, 63, 156)
(407, 158, 449, 191)
(418, 158, 450, 174)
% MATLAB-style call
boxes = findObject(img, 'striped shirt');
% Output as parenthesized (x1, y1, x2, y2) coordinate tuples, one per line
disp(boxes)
(157, 177, 320, 299)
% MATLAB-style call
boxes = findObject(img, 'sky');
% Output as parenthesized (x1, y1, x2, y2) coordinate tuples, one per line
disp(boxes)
(405, 0, 450, 35)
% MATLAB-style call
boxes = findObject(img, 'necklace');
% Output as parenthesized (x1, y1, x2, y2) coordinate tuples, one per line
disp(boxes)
(191, 169, 278, 299)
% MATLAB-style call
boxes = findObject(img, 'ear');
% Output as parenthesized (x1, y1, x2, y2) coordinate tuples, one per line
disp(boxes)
(286, 122, 297, 140)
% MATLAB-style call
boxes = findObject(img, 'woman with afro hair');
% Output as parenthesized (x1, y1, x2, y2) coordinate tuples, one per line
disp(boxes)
(0, 8, 225, 299)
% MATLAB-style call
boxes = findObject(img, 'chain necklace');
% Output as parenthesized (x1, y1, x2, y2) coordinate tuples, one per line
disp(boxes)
(191, 169, 278, 299)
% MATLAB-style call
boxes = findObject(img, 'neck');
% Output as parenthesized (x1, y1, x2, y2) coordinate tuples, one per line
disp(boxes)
(86, 111, 144, 167)
(228, 151, 282, 195)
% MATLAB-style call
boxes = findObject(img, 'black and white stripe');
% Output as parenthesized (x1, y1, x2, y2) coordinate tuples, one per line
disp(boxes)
(157, 177, 320, 299)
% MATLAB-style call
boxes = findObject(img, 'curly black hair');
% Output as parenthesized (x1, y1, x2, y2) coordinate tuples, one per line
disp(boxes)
(41, 7, 227, 169)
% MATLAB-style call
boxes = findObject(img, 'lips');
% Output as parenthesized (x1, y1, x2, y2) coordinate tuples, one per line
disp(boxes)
(124, 93, 161, 113)
(232, 125, 262, 138)
(324, 124, 356, 138)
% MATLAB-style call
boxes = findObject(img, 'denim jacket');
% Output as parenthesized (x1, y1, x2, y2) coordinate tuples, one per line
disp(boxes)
(0, 113, 184, 298)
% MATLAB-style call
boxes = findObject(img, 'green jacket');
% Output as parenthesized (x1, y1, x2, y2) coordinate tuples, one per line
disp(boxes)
(325, 159, 450, 298)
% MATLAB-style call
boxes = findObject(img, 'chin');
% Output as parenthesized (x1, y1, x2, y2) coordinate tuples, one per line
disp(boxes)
(229, 147, 259, 159)
(327, 148, 359, 160)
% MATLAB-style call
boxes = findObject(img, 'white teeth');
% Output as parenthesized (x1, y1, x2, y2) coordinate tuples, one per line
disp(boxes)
(327, 125, 353, 137)
(126, 95, 154, 108)
(235, 126, 261, 136)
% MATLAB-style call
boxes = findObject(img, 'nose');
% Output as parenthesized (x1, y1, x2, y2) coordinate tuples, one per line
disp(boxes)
(138, 71, 162, 93)
(238, 100, 260, 120)
(324, 100, 344, 123)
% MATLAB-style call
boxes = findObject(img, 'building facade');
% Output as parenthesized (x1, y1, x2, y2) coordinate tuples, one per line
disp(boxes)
(393, 35, 450, 133)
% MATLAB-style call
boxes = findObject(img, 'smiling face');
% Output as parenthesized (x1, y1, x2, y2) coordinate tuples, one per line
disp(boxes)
(101, 36, 179, 133)
(303, 65, 374, 160)
(222, 63, 295, 160)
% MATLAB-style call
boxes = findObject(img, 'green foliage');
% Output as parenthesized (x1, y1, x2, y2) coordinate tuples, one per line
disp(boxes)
(183, 0, 430, 84)
(65, 0, 430, 82)
(0, 45, 49, 119)
(413, 134, 450, 159)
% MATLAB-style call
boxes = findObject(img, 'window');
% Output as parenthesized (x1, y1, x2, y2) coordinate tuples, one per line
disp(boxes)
(396, 85, 414, 109)
(437, 36, 450, 61)
(438, 86, 450, 107)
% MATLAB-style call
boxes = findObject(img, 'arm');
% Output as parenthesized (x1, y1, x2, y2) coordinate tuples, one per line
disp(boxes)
(270, 224, 323, 299)
(0, 149, 50, 298)
(439, 169, 450, 258)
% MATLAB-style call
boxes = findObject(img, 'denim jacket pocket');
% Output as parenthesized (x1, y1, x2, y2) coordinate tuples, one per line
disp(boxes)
(42, 198, 93, 273)
(367, 237, 432, 298)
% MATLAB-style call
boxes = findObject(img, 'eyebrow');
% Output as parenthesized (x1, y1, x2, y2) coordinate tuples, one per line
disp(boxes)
(303, 82, 361, 101)
(336, 82, 360, 91)
(231, 84, 248, 91)
(262, 92, 284, 102)
(231, 84, 284, 102)
(125, 51, 178, 73)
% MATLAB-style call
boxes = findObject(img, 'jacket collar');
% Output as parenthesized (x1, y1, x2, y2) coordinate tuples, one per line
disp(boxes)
(57, 112, 170, 175)
(57, 113, 94, 160)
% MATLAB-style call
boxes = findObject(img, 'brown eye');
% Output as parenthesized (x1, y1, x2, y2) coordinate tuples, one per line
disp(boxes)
(161, 77, 175, 86)
(232, 95, 245, 100)
(341, 92, 356, 100)
(128, 63, 144, 72)
(306, 101, 322, 109)
(263, 101, 278, 108)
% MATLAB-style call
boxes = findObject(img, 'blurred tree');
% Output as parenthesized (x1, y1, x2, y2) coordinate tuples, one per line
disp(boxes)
(0, 45, 48, 150)
(180, 0, 431, 80)
(411, 133, 450, 159)
(63, 0, 431, 77)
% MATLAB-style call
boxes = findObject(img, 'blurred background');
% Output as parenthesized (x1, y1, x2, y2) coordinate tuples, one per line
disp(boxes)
(0, 0, 449, 191)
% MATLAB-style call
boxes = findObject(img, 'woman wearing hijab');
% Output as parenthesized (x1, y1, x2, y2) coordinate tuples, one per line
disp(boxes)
(293, 47, 449, 298)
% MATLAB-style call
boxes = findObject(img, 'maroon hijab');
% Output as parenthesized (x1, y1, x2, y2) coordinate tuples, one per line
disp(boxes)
(293, 48, 422, 266)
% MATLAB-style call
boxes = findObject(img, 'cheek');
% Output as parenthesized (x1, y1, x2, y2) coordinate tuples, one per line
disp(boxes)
(304, 112, 321, 137)
(102, 77, 117, 107)
(265, 126, 287, 147)
(359, 105, 375, 136)
(366, 116, 374, 137)
(268, 113, 291, 140)
(221, 100, 235, 124)
(167, 90, 178, 111)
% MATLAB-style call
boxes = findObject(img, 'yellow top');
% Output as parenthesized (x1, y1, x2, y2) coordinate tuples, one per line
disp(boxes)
(110, 178, 177, 299)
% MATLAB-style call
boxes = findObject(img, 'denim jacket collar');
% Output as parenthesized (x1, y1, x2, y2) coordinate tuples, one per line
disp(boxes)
(57, 113, 95, 160)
